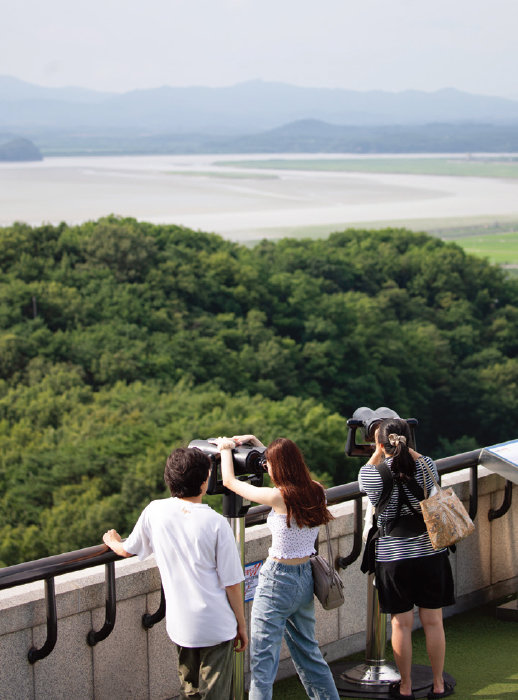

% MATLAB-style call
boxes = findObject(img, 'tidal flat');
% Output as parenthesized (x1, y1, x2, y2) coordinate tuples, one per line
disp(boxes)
(1, 154, 518, 248)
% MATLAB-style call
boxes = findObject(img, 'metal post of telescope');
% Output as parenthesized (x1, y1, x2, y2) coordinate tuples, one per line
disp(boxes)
(333, 576, 456, 698)
(224, 490, 249, 700)
(187, 439, 266, 699)
(230, 513, 246, 700)
(335, 409, 404, 694)
(334, 574, 399, 696)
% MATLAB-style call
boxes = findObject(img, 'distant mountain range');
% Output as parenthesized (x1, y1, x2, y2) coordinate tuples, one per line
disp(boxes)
(2, 75, 518, 157)
(2, 75, 518, 132)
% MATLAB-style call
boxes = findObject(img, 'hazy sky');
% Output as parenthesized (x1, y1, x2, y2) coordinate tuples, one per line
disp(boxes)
(2, 0, 518, 99)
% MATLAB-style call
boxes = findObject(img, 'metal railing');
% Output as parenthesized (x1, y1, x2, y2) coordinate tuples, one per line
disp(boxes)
(0, 448, 512, 665)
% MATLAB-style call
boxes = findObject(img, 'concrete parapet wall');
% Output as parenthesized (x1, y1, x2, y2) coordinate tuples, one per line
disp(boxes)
(1, 467, 516, 700)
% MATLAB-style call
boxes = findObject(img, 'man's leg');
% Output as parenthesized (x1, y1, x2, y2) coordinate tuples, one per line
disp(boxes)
(177, 641, 234, 699)
(176, 645, 202, 699)
(199, 639, 234, 700)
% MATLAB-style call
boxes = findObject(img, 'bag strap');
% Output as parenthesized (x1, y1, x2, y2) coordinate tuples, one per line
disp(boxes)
(323, 522, 333, 564)
(375, 462, 426, 535)
(400, 477, 426, 507)
(395, 481, 424, 517)
(416, 456, 441, 498)
(374, 461, 395, 518)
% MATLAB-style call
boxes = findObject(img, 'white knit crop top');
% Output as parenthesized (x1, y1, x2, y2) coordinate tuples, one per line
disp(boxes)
(267, 510, 319, 559)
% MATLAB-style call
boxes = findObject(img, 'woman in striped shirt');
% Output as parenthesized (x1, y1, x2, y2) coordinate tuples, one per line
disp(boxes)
(359, 418, 455, 700)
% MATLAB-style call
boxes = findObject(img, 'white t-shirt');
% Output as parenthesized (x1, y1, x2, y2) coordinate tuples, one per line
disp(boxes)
(124, 497, 244, 648)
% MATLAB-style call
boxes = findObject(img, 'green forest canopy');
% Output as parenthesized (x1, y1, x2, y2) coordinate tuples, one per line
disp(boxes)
(1, 217, 518, 565)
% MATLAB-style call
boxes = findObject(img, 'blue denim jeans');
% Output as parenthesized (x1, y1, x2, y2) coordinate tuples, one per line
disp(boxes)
(249, 559, 339, 700)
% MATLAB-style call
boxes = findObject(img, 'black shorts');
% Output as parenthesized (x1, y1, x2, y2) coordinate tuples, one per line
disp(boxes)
(375, 551, 455, 614)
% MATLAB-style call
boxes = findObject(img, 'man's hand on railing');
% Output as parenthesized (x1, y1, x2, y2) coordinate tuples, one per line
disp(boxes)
(102, 529, 132, 558)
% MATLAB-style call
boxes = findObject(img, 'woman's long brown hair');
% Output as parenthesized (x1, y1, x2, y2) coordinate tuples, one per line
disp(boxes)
(265, 438, 332, 528)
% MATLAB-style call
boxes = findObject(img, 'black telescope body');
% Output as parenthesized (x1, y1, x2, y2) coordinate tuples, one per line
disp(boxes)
(188, 439, 266, 517)
(345, 407, 418, 456)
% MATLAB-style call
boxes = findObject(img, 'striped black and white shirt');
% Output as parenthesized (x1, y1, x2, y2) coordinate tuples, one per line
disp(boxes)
(359, 456, 446, 562)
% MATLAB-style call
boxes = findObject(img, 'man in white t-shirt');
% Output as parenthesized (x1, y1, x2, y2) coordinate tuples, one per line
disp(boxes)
(103, 447, 247, 699)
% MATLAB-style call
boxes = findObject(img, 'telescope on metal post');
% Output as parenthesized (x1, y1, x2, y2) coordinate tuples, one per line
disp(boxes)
(335, 408, 455, 697)
(335, 408, 414, 697)
(188, 439, 267, 700)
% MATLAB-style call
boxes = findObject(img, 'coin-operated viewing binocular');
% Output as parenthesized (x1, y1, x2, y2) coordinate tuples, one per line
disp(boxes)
(345, 407, 418, 457)
(188, 439, 267, 517)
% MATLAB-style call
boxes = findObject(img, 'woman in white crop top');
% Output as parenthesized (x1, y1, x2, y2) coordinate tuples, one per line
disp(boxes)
(213, 434, 340, 700)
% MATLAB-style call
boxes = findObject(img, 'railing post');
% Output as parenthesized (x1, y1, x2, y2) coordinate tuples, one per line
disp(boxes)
(488, 479, 513, 520)
(28, 577, 57, 663)
(336, 497, 363, 569)
(223, 487, 252, 700)
(469, 464, 479, 520)
(87, 562, 117, 646)
(142, 584, 166, 629)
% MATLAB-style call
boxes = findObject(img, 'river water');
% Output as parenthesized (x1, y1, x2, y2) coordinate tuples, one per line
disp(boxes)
(1, 153, 518, 240)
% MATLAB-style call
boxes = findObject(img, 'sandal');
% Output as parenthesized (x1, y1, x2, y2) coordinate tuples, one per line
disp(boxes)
(389, 681, 415, 699)
(427, 681, 455, 698)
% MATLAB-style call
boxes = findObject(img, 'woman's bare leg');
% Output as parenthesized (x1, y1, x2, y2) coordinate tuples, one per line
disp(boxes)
(390, 610, 414, 696)
(419, 607, 445, 694)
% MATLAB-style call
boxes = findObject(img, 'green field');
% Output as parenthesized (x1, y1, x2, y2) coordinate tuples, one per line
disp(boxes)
(217, 156, 518, 179)
(450, 230, 518, 265)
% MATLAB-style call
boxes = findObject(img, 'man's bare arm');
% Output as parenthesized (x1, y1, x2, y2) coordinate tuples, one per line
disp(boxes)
(103, 529, 132, 557)
(225, 582, 248, 652)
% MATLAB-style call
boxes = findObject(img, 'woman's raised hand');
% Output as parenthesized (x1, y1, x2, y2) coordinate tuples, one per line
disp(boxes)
(210, 437, 236, 451)
(370, 428, 385, 463)
(232, 434, 264, 447)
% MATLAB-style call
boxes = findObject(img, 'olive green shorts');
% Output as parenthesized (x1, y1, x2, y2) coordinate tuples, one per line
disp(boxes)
(176, 638, 234, 699)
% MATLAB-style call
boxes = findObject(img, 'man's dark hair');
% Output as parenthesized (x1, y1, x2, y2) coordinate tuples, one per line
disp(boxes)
(164, 448, 211, 498)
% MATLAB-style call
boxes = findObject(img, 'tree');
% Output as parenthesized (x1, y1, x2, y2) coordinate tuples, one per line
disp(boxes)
(2, 218, 518, 564)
